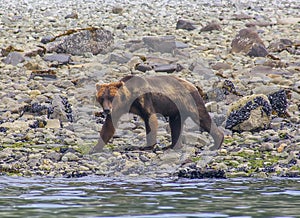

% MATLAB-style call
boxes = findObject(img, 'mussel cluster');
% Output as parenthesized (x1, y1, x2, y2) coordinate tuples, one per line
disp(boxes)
(60, 95, 74, 122)
(178, 165, 226, 179)
(29, 120, 47, 128)
(19, 95, 74, 128)
(225, 96, 272, 129)
(268, 90, 289, 117)
(21, 102, 53, 118)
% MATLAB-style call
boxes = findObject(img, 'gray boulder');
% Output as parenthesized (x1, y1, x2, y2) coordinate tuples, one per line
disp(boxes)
(46, 27, 113, 55)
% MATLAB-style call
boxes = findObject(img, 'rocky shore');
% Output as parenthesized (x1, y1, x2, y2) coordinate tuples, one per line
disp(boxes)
(0, 0, 299, 179)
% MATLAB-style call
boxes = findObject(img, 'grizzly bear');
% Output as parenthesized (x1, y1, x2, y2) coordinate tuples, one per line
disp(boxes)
(90, 75, 224, 153)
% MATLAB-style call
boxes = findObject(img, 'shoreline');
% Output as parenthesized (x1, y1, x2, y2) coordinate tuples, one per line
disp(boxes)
(0, 0, 299, 178)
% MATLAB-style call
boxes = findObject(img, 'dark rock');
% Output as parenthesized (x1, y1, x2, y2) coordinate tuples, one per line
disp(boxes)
(47, 27, 113, 55)
(200, 22, 221, 32)
(2, 52, 25, 66)
(135, 64, 153, 72)
(247, 43, 268, 57)
(176, 19, 196, 31)
(153, 63, 183, 73)
(43, 54, 72, 64)
(231, 28, 266, 55)
(142, 35, 176, 53)
(41, 35, 54, 44)
(0, 127, 8, 133)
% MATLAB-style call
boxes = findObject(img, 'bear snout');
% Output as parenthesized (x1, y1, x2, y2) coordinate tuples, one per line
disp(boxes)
(103, 108, 111, 115)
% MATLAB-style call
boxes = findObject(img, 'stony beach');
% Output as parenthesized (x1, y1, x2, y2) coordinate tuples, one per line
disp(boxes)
(0, 0, 299, 179)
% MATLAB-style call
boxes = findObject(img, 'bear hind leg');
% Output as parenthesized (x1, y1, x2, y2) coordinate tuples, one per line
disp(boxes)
(169, 114, 183, 150)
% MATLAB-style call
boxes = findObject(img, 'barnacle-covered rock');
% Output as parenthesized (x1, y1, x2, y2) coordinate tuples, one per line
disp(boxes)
(225, 94, 272, 132)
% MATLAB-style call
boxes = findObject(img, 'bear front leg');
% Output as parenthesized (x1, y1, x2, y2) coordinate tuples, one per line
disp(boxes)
(90, 115, 116, 154)
(169, 115, 183, 150)
(197, 112, 224, 151)
(143, 113, 158, 150)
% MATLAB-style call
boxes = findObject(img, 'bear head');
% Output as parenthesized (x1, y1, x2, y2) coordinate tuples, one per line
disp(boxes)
(96, 81, 124, 115)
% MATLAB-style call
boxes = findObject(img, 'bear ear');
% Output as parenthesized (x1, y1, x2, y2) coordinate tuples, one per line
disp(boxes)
(115, 81, 124, 88)
(96, 83, 102, 92)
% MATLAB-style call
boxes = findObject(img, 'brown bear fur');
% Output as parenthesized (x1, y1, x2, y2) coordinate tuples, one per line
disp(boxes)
(90, 75, 224, 153)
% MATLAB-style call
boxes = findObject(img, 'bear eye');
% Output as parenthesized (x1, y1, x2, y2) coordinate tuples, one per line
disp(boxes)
(98, 97, 104, 104)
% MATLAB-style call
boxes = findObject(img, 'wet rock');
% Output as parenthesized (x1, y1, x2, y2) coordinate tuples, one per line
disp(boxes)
(43, 54, 72, 64)
(47, 27, 113, 55)
(225, 94, 272, 132)
(231, 28, 267, 56)
(2, 52, 25, 66)
(200, 22, 221, 32)
(142, 35, 176, 53)
(176, 19, 196, 31)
